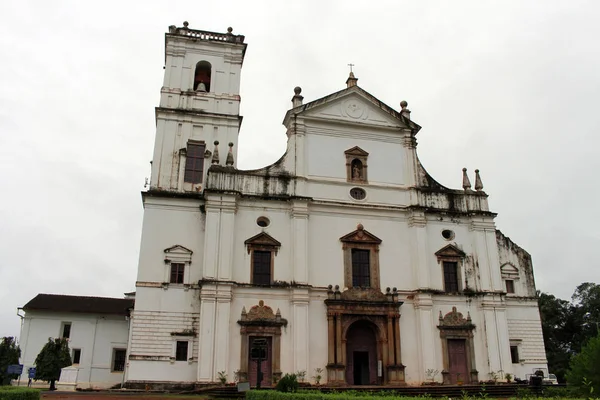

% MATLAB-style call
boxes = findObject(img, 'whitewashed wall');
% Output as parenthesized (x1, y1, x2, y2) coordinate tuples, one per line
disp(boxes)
(18, 311, 129, 389)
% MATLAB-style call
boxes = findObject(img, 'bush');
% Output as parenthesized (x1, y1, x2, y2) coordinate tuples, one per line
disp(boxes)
(0, 387, 40, 400)
(565, 332, 600, 396)
(275, 373, 299, 393)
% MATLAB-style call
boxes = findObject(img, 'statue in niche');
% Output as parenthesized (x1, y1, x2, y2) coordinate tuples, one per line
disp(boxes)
(352, 160, 363, 180)
(196, 81, 206, 92)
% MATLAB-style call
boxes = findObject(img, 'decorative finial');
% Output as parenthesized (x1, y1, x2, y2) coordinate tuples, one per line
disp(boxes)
(183, 21, 189, 28)
(226, 142, 234, 166)
(462, 168, 472, 191)
(292, 86, 303, 107)
(439, 310, 444, 321)
(386, 287, 391, 293)
(346, 66, 358, 88)
(357, 223, 364, 231)
(400, 101, 411, 120)
(467, 311, 472, 322)
(212, 140, 220, 164)
(259, 300, 264, 307)
(474, 169, 484, 191)
(227, 27, 233, 33)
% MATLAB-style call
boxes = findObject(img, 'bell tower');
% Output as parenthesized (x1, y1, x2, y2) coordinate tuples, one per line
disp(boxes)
(150, 22, 247, 192)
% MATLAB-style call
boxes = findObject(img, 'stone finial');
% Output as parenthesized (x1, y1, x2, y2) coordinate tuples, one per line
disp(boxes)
(462, 168, 472, 191)
(292, 86, 304, 108)
(226, 142, 234, 166)
(241, 306, 247, 320)
(227, 27, 233, 33)
(467, 311, 472, 322)
(183, 21, 189, 28)
(439, 310, 444, 321)
(474, 169, 484, 191)
(212, 140, 220, 164)
(400, 100, 411, 120)
(357, 223, 364, 231)
(275, 308, 282, 321)
(346, 72, 358, 88)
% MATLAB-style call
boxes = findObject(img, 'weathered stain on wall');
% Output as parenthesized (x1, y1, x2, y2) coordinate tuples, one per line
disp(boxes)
(496, 230, 537, 297)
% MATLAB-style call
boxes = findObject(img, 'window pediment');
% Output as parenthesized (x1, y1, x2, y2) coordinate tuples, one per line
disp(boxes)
(501, 263, 519, 276)
(340, 224, 382, 245)
(244, 232, 281, 253)
(164, 245, 193, 264)
(435, 244, 466, 259)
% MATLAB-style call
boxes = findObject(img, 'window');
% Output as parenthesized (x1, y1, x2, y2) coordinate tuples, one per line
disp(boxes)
(443, 262, 459, 293)
(435, 244, 466, 293)
(252, 250, 272, 285)
(245, 232, 281, 285)
(505, 279, 515, 294)
(351, 249, 371, 287)
(184, 141, 205, 184)
(72, 349, 81, 364)
(112, 349, 127, 372)
(170, 263, 185, 284)
(340, 224, 382, 289)
(61, 322, 71, 339)
(510, 345, 519, 363)
(175, 341, 189, 361)
(194, 61, 212, 92)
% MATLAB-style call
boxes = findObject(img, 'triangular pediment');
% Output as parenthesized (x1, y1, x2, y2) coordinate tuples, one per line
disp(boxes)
(283, 86, 421, 133)
(244, 232, 281, 247)
(164, 245, 193, 255)
(501, 263, 519, 274)
(340, 224, 382, 244)
(435, 244, 466, 258)
(344, 146, 369, 157)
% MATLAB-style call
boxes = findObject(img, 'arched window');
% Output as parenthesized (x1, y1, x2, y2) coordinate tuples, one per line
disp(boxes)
(194, 61, 211, 92)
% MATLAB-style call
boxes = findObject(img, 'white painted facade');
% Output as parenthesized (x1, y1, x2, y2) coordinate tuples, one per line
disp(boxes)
(18, 309, 130, 389)
(127, 23, 547, 387)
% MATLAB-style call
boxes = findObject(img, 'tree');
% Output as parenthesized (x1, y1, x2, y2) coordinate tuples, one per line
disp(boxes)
(0, 336, 21, 385)
(34, 338, 71, 390)
(565, 332, 600, 396)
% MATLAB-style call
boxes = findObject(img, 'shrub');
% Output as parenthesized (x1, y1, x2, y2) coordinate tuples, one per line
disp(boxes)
(0, 387, 40, 400)
(565, 332, 600, 396)
(275, 373, 298, 393)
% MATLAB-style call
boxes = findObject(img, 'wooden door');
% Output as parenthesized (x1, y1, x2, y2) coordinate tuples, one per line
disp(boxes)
(447, 339, 469, 384)
(248, 336, 272, 387)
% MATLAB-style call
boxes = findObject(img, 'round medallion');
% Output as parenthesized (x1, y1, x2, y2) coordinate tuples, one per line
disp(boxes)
(344, 100, 365, 119)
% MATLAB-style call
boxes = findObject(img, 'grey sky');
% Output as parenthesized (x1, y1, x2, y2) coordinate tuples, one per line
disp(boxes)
(1, 0, 599, 338)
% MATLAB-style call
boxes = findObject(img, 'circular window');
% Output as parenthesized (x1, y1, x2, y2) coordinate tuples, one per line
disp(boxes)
(256, 217, 270, 228)
(350, 187, 366, 200)
(441, 229, 455, 240)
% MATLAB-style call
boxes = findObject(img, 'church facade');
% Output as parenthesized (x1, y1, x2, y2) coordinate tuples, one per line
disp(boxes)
(126, 23, 547, 387)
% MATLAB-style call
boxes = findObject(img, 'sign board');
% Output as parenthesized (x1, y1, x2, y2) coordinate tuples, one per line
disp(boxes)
(237, 382, 250, 392)
(28, 367, 36, 379)
(7, 364, 23, 375)
(377, 360, 382, 377)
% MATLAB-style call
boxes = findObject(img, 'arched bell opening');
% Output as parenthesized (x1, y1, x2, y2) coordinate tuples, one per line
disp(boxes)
(194, 61, 212, 92)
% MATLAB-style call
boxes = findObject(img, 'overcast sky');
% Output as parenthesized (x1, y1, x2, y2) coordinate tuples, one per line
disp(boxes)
(1, 0, 599, 338)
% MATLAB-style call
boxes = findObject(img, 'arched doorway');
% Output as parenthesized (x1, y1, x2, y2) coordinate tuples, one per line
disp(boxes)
(345, 320, 378, 385)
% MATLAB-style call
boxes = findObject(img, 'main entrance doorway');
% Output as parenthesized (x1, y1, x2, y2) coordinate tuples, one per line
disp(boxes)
(447, 339, 468, 384)
(248, 336, 272, 387)
(345, 321, 378, 385)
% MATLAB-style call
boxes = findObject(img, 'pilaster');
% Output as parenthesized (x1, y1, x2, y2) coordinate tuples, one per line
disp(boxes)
(198, 285, 217, 382)
(413, 293, 436, 382)
(480, 297, 509, 375)
(291, 288, 310, 374)
(469, 218, 497, 291)
(291, 200, 309, 284)
(408, 211, 430, 289)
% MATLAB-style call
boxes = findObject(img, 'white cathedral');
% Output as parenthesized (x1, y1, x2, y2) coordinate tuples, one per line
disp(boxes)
(124, 23, 548, 387)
